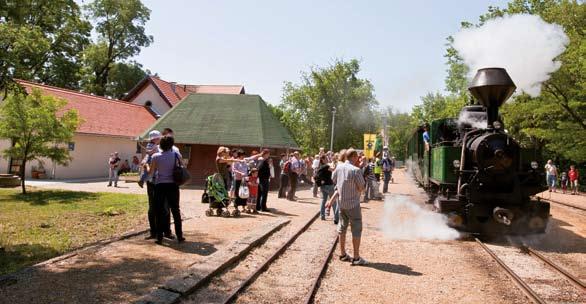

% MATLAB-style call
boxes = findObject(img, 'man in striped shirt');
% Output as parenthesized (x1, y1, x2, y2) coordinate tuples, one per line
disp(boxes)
(331, 148, 367, 265)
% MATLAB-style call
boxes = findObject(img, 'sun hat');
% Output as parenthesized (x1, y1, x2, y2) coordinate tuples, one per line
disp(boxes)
(148, 130, 162, 141)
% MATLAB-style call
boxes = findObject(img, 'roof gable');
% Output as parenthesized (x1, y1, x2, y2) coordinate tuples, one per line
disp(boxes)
(142, 93, 298, 149)
(16, 80, 156, 138)
(123, 76, 245, 106)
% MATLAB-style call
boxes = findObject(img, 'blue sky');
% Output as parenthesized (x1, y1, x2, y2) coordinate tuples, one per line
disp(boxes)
(134, 0, 510, 112)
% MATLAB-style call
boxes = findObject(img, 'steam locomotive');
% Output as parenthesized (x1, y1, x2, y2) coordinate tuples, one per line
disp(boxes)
(406, 68, 550, 235)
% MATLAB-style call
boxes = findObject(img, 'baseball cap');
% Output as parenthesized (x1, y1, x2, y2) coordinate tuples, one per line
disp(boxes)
(148, 130, 162, 141)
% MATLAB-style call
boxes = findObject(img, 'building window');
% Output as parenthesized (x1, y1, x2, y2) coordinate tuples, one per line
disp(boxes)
(68, 142, 75, 151)
(145, 100, 152, 107)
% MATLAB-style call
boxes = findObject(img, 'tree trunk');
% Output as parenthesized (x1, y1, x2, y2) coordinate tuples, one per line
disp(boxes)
(20, 159, 26, 194)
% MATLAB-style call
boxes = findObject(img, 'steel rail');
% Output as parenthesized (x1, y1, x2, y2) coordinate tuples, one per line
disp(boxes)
(475, 238, 546, 304)
(303, 235, 339, 304)
(221, 211, 320, 304)
(522, 246, 585, 291)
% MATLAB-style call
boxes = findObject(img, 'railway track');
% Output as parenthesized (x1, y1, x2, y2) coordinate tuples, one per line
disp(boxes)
(475, 238, 585, 304)
(179, 211, 338, 304)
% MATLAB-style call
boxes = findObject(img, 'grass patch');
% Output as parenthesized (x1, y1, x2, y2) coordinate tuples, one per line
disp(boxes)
(0, 189, 148, 275)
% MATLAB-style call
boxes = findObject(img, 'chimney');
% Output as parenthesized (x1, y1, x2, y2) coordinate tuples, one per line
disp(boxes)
(170, 82, 177, 94)
(468, 68, 516, 128)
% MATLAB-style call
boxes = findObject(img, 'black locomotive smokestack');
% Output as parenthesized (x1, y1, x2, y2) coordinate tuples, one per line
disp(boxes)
(468, 68, 516, 128)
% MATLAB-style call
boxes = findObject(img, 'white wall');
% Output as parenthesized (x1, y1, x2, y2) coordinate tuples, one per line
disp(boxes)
(129, 84, 171, 116)
(28, 134, 141, 179)
(0, 139, 10, 174)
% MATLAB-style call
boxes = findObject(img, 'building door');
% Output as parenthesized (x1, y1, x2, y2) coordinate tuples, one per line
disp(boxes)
(8, 158, 22, 175)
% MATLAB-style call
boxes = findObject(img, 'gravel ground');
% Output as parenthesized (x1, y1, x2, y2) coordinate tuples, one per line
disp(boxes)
(485, 243, 585, 303)
(233, 219, 337, 304)
(0, 185, 320, 304)
(314, 170, 529, 304)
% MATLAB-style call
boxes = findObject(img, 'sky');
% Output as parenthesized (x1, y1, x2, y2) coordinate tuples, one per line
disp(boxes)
(133, 0, 511, 112)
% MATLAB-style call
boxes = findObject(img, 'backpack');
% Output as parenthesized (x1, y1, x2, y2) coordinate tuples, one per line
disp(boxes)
(283, 161, 291, 174)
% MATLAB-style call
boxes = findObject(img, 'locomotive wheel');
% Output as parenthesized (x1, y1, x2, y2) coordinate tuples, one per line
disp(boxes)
(205, 209, 212, 217)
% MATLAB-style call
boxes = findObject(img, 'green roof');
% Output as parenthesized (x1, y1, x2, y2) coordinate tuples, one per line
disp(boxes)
(142, 93, 299, 149)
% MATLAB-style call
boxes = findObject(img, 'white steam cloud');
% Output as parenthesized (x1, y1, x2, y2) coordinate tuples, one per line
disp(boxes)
(380, 195, 460, 240)
(457, 111, 487, 129)
(453, 14, 568, 97)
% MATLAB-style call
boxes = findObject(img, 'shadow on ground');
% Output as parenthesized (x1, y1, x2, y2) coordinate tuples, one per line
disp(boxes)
(0, 190, 99, 205)
(366, 262, 423, 276)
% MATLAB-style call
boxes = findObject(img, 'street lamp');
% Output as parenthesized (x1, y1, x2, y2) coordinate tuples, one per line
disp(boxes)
(330, 106, 336, 151)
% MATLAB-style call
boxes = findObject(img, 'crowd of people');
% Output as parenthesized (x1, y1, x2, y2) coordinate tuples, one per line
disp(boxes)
(544, 160, 581, 195)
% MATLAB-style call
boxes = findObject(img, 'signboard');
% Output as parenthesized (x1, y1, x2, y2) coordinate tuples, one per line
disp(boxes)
(363, 133, 377, 159)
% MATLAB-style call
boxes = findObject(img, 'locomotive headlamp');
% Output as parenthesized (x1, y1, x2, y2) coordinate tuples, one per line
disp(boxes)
(493, 121, 502, 129)
(531, 161, 538, 169)
(453, 160, 460, 168)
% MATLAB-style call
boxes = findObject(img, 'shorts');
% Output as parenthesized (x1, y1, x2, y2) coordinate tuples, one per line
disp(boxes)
(337, 206, 362, 238)
(571, 180, 579, 188)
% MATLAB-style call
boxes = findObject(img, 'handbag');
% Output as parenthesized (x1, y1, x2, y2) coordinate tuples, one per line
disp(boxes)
(173, 152, 191, 186)
(238, 182, 250, 199)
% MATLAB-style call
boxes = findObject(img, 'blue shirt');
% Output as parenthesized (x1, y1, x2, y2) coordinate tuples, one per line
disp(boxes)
(423, 131, 430, 143)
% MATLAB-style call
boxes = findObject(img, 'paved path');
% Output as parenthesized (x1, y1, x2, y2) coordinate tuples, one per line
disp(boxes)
(536, 189, 586, 209)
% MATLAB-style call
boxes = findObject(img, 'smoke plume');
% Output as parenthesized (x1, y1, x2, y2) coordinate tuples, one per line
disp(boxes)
(457, 110, 487, 129)
(453, 14, 568, 97)
(380, 195, 460, 240)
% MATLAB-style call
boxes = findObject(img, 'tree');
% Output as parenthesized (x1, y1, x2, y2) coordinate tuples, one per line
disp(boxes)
(0, 88, 80, 194)
(106, 61, 149, 99)
(384, 107, 416, 160)
(411, 92, 467, 125)
(278, 59, 378, 152)
(82, 0, 153, 96)
(0, 0, 91, 91)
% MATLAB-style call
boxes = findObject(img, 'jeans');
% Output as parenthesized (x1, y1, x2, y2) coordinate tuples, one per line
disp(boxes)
(383, 171, 391, 193)
(547, 174, 557, 188)
(320, 184, 335, 219)
(287, 173, 298, 200)
(364, 180, 371, 201)
(278, 174, 289, 198)
(108, 168, 119, 186)
(257, 178, 270, 211)
(154, 183, 182, 239)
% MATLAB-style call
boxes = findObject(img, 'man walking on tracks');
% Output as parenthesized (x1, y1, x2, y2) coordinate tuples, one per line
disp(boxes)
(329, 148, 367, 266)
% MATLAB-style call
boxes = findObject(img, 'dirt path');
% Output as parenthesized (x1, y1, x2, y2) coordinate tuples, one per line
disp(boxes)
(314, 170, 529, 304)
(0, 186, 320, 304)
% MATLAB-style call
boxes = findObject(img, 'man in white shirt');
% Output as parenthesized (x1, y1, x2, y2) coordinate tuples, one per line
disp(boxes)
(311, 154, 321, 197)
(544, 159, 558, 192)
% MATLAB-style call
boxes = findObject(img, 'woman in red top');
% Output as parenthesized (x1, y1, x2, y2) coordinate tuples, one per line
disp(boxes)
(568, 165, 580, 195)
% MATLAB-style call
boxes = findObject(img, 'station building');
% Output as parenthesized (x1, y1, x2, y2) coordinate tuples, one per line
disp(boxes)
(141, 93, 299, 185)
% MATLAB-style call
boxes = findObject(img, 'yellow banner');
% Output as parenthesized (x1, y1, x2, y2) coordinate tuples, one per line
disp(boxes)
(363, 133, 377, 159)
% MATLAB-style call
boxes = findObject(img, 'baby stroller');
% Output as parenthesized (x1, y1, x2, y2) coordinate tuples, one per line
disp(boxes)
(202, 173, 231, 217)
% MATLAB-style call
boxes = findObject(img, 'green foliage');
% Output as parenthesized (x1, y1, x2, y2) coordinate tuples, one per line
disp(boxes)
(384, 107, 416, 160)
(0, 89, 80, 193)
(106, 61, 149, 99)
(411, 92, 467, 125)
(278, 59, 378, 153)
(0, 0, 91, 90)
(82, 0, 153, 96)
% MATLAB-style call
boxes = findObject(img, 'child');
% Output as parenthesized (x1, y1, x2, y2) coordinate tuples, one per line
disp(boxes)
(247, 168, 259, 213)
(560, 172, 568, 194)
(569, 165, 580, 195)
(138, 130, 162, 188)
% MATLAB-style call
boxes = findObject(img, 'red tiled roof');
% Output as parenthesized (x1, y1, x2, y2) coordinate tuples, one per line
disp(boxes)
(16, 80, 157, 139)
(123, 76, 245, 106)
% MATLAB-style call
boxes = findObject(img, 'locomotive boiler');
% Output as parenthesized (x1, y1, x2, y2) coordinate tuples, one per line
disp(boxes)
(406, 68, 550, 235)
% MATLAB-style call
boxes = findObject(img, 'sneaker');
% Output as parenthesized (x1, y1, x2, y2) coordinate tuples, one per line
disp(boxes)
(177, 237, 186, 243)
(107, 184, 112, 187)
(333, 220, 338, 225)
(339, 253, 352, 262)
(155, 238, 163, 245)
(351, 257, 368, 266)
